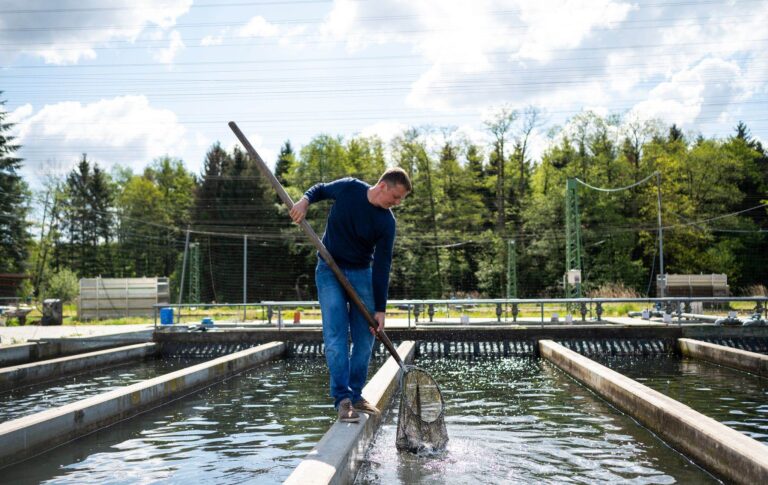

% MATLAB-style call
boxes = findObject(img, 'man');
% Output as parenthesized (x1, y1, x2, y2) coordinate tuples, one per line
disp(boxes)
(290, 168, 411, 423)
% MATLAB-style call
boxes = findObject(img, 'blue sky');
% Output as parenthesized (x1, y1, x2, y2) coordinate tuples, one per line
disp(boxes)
(3, 0, 767, 190)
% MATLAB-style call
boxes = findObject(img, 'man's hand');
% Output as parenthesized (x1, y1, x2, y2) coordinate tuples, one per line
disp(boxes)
(289, 197, 309, 224)
(370, 311, 385, 336)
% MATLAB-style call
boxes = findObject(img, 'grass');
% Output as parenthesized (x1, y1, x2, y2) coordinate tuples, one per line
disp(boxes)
(5, 297, 763, 327)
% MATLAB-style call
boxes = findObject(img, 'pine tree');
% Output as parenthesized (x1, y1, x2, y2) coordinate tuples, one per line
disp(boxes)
(274, 140, 295, 186)
(57, 155, 114, 276)
(0, 93, 30, 274)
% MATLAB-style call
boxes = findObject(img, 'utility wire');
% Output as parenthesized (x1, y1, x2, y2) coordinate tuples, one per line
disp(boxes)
(573, 171, 660, 192)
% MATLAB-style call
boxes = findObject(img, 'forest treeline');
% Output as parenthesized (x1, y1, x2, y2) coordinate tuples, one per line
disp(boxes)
(2, 97, 767, 302)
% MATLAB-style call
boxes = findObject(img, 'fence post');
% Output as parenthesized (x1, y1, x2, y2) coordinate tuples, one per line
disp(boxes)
(243, 235, 248, 322)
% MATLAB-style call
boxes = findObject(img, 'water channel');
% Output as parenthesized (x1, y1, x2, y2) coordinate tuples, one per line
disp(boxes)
(0, 357, 197, 422)
(358, 357, 719, 484)
(3, 357, 339, 484)
(595, 354, 768, 443)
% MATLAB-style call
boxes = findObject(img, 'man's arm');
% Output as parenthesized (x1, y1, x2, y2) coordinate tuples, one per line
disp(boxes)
(290, 178, 352, 224)
(370, 219, 395, 336)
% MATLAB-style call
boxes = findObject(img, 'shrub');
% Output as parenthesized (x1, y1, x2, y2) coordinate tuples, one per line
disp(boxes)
(586, 282, 641, 298)
(742, 284, 767, 297)
(44, 268, 79, 303)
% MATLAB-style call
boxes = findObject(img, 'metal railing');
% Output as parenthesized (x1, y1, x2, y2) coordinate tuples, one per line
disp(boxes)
(153, 296, 768, 329)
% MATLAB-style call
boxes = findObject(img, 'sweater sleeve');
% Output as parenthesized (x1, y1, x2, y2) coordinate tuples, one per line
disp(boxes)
(303, 178, 351, 204)
(371, 222, 395, 312)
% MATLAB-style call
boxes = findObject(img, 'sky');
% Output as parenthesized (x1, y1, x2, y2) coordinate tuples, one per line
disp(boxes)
(2, 0, 767, 190)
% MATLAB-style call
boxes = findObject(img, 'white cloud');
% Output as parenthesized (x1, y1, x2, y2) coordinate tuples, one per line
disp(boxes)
(199, 17, 303, 49)
(515, 0, 634, 62)
(201, 28, 228, 46)
(318, 0, 766, 139)
(360, 121, 410, 142)
(630, 58, 744, 127)
(9, 103, 34, 123)
(153, 30, 185, 64)
(238, 16, 280, 38)
(13, 96, 199, 183)
(0, 0, 192, 64)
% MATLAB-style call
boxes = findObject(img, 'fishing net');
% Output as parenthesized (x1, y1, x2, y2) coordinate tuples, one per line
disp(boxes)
(396, 366, 448, 453)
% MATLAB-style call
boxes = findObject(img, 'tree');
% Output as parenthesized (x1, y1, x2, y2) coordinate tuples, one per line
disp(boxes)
(191, 143, 298, 303)
(143, 156, 195, 276)
(115, 176, 168, 276)
(56, 155, 114, 277)
(0, 93, 31, 274)
(391, 128, 443, 297)
(275, 140, 295, 186)
(484, 106, 517, 235)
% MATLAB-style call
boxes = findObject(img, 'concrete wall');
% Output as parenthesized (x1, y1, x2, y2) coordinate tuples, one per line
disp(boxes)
(285, 341, 417, 485)
(0, 331, 153, 367)
(539, 339, 768, 484)
(0, 341, 284, 469)
(0, 343, 37, 367)
(0, 342, 158, 392)
(678, 338, 768, 377)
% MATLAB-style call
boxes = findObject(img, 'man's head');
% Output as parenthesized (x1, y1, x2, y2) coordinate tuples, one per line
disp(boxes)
(374, 168, 411, 209)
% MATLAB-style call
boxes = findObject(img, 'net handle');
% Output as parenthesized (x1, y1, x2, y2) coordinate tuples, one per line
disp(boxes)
(229, 121, 406, 371)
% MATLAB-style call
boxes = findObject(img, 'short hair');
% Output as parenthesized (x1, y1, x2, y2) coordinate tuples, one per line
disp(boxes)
(378, 167, 412, 193)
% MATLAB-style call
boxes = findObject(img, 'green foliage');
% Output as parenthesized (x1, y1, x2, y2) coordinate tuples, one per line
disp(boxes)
(12, 108, 768, 303)
(190, 143, 298, 302)
(55, 155, 115, 277)
(0, 93, 31, 274)
(44, 267, 79, 303)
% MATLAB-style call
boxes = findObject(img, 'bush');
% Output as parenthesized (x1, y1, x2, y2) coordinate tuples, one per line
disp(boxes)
(586, 282, 641, 298)
(44, 268, 79, 303)
(742, 284, 767, 297)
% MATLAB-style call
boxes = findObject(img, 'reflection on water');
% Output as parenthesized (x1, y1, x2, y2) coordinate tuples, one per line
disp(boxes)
(358, 357, 718, 484)
(0, 357, 197, 422)
(3, 358, 336, 484)
(596, 355, 768, 443)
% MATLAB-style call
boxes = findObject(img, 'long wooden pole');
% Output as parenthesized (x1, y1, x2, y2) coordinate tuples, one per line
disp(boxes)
(228, 121, 405, 369)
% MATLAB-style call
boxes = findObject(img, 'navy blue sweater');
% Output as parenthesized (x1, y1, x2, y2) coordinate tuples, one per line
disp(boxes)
(304, 178, 396, 312)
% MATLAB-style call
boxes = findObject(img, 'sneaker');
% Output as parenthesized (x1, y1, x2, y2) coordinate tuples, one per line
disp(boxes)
(338, 398, 360, 423)
(353, 398, 380, 416)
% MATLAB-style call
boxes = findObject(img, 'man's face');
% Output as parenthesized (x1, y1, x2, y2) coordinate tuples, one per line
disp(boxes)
(380, 183, 409, 209)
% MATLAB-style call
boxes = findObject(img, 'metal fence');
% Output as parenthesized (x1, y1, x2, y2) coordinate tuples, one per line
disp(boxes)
(153, 296, 768, 329)
(79, 277, 170, 320)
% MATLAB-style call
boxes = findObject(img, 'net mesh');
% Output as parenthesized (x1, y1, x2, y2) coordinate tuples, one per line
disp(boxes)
(396, 367, 448, 453)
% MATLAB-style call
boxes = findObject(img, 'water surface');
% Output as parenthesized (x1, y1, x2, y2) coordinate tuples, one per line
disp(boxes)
(596, 354, 768, 443)
(0, 357, 197, 422)
(3, 357, 337, 484)
(358, 357, 718, 484)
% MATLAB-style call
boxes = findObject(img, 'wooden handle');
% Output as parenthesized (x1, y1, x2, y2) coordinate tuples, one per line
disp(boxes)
(228, 122, 405, 369)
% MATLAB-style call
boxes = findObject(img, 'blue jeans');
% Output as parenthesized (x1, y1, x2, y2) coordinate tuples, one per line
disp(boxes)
(315, 259, 376, 408)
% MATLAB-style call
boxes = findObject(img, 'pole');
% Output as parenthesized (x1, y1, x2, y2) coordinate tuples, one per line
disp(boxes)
(243, 235, 248, 321)
(178, 228, 190, 306)
(656, 172, 665, 297)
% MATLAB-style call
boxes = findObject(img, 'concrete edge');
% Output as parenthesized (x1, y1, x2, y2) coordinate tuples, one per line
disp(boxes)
(539, 339, 768, 484)
(0, 343, 159, 392)
(0, 341, 285, 469)
(0, 334, 153, 367)
(284, 341, 417, 485)
(0, 342, 39, 367)
(678, 338, 768, 377)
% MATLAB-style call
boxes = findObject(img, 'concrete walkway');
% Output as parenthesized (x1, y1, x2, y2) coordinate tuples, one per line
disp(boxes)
(0, 324, 156, 346)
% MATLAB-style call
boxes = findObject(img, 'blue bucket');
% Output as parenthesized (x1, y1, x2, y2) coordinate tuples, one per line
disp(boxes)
(160, 307, 174, 325)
